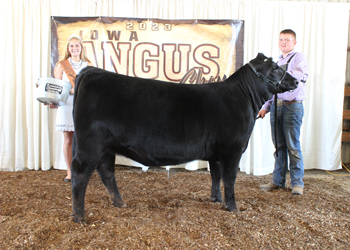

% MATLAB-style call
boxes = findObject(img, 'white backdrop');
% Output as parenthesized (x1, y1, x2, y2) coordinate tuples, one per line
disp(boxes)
(0, 0, 349, 174)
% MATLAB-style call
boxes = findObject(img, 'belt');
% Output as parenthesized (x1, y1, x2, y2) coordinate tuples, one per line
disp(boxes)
(277, 99, 302, 106)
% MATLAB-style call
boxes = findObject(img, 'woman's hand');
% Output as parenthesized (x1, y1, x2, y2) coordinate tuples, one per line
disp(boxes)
(49, 103, 58, 109)
(70, 88, 74, 95)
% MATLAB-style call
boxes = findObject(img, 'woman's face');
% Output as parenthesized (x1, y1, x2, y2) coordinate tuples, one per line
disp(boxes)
(68, 39, 82, 57)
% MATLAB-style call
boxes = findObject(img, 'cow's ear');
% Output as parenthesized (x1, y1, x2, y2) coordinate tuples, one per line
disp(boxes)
(257, 53, 266, 59)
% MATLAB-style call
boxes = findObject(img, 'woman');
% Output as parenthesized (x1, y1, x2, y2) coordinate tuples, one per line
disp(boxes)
(50, 34, 93, 182)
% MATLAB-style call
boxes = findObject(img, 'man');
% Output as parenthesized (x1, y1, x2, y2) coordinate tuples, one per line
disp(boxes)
(258, 29, 308, 195)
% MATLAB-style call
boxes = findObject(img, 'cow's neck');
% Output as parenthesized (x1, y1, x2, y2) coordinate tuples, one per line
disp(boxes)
(226, 65, 268, 116)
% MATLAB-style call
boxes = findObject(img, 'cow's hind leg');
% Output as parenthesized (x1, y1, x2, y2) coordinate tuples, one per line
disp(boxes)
(220, 151, 242, 212)
(96, 151, 125, 208)
(71, 157, 96, 224)
(209, 161, 223, 203)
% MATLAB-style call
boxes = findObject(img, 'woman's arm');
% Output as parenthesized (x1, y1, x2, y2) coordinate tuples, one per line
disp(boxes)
(54, 62, 64, 80)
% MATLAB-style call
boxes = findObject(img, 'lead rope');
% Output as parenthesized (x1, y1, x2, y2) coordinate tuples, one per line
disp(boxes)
(272, 53, 296, 158)
(275, 93, 278, 157)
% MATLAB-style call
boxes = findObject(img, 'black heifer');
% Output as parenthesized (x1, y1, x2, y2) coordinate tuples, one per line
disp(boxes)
(71, 53, 298, 223)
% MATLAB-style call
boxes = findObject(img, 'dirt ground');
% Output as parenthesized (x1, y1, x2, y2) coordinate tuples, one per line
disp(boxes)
(0, 165, 349, 249)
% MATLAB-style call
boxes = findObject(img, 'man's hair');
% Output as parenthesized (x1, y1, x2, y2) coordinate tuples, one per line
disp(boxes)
(280, 29, 296, 40)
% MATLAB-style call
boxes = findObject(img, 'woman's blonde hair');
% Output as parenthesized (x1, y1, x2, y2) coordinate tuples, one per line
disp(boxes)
(60, 34, 91, 63)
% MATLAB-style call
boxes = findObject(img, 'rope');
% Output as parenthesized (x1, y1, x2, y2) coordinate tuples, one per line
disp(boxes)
(274, 93, 278, 157)
(326, 162, 350, 176)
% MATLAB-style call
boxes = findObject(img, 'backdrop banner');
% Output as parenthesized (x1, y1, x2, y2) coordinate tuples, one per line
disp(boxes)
(51, 17, 244, 84)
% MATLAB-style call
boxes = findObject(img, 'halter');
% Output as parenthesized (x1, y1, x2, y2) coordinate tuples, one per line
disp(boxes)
(247, 62, 287, 92)
(248, 62, 287, 158)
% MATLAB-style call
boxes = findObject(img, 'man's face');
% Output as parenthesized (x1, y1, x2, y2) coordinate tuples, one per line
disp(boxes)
(279, 33, 297, 55)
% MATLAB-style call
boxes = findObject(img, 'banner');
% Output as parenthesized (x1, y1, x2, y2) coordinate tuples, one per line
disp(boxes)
(51, 17, 244, 84)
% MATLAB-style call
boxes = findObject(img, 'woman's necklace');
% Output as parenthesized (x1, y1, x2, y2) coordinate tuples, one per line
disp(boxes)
(69, 57, 83, 70)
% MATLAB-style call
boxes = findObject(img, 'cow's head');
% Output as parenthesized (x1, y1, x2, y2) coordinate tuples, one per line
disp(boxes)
(248, 53, 298, 94)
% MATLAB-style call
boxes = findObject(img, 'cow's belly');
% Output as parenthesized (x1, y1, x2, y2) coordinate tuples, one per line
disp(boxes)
(112, 140, 217, 167)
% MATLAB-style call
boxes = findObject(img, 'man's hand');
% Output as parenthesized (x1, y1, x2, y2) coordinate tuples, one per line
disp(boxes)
(258, 109, 267, 119)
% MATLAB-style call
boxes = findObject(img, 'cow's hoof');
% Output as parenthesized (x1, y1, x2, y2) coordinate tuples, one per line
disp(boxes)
(74, 217, 87, 225)
(80, 219, 87, 225)
(113, 201, 126, 208)
(211, 197, 223, 203)
(72, 213, 87, 224)
(226, 205, 238, 212)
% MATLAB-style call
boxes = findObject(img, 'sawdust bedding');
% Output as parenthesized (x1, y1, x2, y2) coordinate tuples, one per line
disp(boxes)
(0, 166, 349, 249)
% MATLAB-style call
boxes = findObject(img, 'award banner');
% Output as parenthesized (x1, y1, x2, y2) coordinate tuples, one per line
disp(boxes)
(51, 17, 244, 84)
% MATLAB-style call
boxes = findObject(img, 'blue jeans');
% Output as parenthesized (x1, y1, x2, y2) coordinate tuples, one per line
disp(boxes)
(270, 102, 304, 188)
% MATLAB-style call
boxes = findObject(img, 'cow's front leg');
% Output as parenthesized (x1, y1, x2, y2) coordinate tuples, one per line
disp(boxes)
(220, 151, 242, 212)
(97, 153, 125, 208)
(71, 158, 95, 224)
(209, 161, 223, 203)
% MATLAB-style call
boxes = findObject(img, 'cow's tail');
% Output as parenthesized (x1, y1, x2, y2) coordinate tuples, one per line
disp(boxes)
(73, 66, 94, 117)
(72, 66, 92, 160)
(73, 66, 90, 111)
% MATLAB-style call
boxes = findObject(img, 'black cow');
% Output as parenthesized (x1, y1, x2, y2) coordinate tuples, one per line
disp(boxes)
(71, 53, 298, 224)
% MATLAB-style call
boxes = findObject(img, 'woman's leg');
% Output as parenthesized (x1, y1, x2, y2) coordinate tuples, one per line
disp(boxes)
(63, 131, 74, 180)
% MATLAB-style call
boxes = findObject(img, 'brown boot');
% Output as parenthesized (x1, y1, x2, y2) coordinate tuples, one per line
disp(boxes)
(259, 182, 282, 191)
(292, 186, 303, 195)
